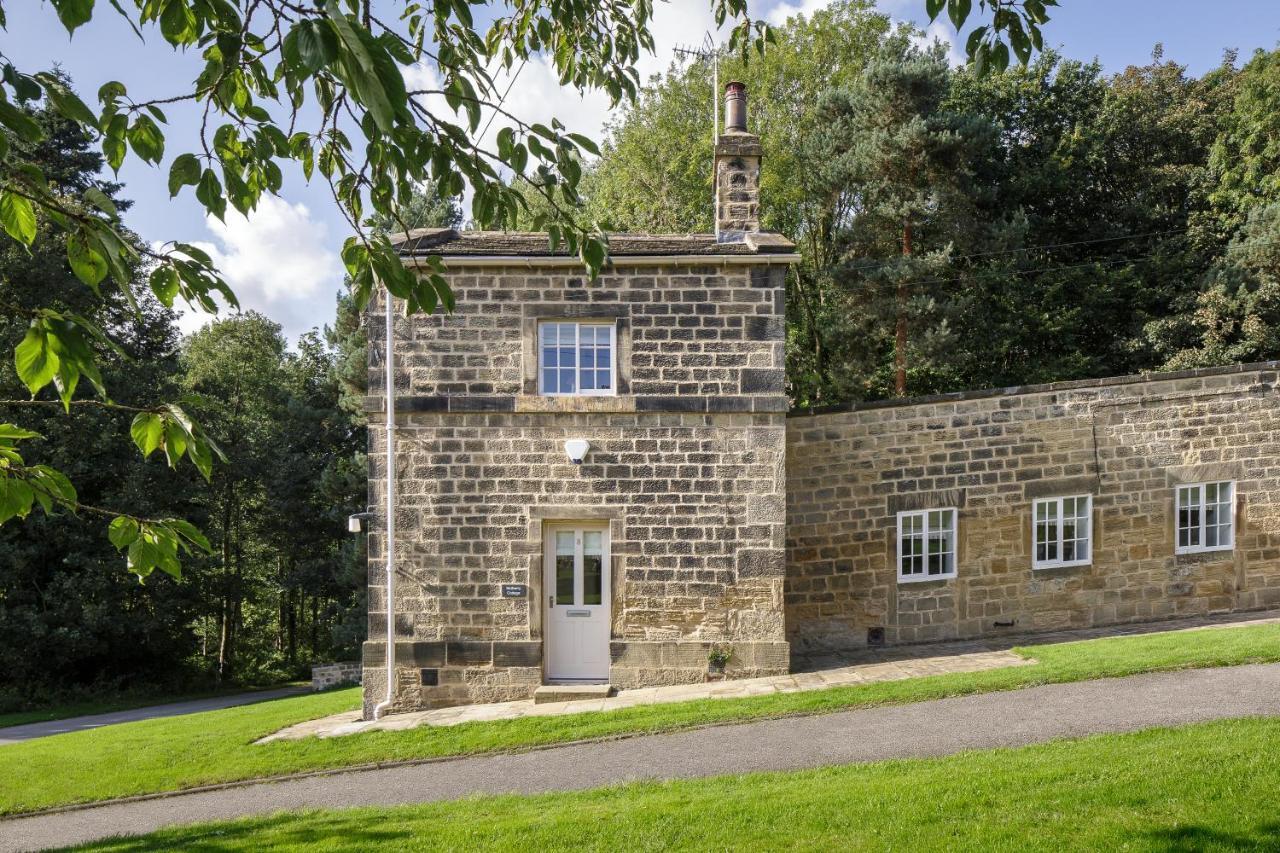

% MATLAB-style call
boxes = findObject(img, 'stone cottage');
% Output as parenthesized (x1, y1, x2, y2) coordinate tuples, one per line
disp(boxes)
(363, 83, 1280, 716)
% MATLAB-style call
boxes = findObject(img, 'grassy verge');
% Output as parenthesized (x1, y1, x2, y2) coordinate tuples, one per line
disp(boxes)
(73, 716, 1280, 852)
(0, 684, 305, 729)
(2, 621, 1278, 816)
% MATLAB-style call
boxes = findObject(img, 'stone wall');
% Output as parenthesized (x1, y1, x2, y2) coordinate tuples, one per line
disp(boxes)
(311, 662, 362, 691)
(786, 362, 1280, 652)
(363, 261, 789, 715)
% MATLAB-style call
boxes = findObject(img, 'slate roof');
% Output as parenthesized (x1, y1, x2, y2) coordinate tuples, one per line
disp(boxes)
(390, 228, 795, 257)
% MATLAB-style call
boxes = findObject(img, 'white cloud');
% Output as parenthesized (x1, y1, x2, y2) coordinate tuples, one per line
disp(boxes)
(766, 0, 832, 25)
(915, 19, 965, 67)
(177, 195, 343, 343)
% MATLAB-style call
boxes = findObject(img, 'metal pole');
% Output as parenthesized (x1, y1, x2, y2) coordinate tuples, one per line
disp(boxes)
(712, 40, 719, 239)
(372, 288, 397, 720)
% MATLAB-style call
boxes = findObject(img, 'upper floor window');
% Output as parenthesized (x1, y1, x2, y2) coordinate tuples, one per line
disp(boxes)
(539, 322, 616, 396)
(1033, 495, 1092, 569)
(897, 509, 957, 582)
(1176, 481, 1234, 554)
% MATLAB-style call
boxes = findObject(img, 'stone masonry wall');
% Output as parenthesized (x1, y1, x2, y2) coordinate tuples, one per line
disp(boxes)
(786, 363, 1280, 652)
(363, 261, 789, 715)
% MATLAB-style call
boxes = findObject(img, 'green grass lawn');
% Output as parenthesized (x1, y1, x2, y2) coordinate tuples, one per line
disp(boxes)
(0, 684, 304, 729)
(2, 621, 1277, 817)
(72, 716, 1280, 852)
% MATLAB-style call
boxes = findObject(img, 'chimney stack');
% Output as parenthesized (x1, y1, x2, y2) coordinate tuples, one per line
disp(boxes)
(725, 80, 747, 131)
(714, 81, 761, 241)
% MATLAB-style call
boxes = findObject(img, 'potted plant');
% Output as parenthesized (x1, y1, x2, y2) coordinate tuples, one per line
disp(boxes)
(707, 645, 732, 681)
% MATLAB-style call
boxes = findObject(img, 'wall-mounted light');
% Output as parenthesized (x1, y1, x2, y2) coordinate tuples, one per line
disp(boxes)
(564, 439, 590, 465)
(347, 510, 375, 533)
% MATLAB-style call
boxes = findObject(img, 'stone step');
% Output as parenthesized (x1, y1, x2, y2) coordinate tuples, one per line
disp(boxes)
(533, 683, 613, 704)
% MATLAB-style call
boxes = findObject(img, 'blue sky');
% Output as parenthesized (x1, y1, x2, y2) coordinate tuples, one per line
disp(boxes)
(9, 1, 1280, 341)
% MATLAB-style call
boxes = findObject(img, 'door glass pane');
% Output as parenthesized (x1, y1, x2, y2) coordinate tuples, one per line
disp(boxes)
(582, 531, 603, 605)
(555, 530, 574, 604)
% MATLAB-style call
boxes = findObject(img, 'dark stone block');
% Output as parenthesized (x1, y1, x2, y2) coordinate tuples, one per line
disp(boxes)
(420, 668, 439, 686)
(737, 548, 785, 578)
(493, 641, 542, 667)
(399, 396, 447, 413)
(740, 368, 784, 394)
(448, 396, 515, 413)
(706, 397, 753, 413)
(636, 395, 707, 413)
(405, 641, 446, 667)
(446, 641, 493, 665)
(745, 316, 785, 342)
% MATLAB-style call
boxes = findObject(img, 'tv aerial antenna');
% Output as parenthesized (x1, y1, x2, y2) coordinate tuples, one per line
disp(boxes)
(673, 32, 721, 235)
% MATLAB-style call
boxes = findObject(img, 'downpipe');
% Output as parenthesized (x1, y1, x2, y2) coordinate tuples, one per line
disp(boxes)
(372, 289, 397, 721)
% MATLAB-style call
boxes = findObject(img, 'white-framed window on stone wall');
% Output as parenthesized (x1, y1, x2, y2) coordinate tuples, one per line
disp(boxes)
(1032, 495, 1092, 569)
(897, 509, 957, 582)
(538, 321, 616, 396)
(1175, 481, 1235, 555)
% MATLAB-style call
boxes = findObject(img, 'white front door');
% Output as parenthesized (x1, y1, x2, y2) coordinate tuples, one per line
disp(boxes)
(544, 524, 611, 681)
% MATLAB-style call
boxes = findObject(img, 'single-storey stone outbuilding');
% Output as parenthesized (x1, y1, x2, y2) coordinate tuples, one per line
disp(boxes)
(361, 84, 1280, 717)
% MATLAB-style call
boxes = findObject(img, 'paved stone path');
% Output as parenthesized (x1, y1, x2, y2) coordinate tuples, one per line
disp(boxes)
(265, 649, 1033, 741)
(0, 687, 309, 746)
(6, 663, 1280, 852)
(266, 610, 1280, 741)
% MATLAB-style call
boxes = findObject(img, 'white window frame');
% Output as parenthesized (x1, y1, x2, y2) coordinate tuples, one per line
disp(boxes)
(537, 321, 617, 397)
(1032, 495, 1093, 570)
(1175, 481, 1235, 555)
(896, 508, 958, 583)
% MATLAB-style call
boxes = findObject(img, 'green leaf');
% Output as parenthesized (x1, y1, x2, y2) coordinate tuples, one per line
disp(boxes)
(0, 191, 37, 245)
(67, 230, 109, 287)
(149, 264, 180, 307)
(162, 420, 188, 468)
(159, 0, 198, 45)
(14, 325, 57, 395)
(925, 0, 946, 22)
(34, 73, 99, 127)
(187, 435, 213, 480)
(582, 237, 606, 276)
(565, 133, 600, 156)
(0, 98, 46, 143)
(103, 114, 127, 172)
(130, 412, 165, 457)
(0, 424, 41, 442)
(947, 0, 972, 30)
(965, 25, 988, 59)
(195, 168, 227, 220)
(83, 187, 118, 219)
(165, 518, 212, 553)
(50, 0, 94, 34)
(168, 153, 202, 197)
(0, 479, 35, 524)
(108, 516, 139, 549)
(287, 19, 340, 73)
(127, 114, 165, 164)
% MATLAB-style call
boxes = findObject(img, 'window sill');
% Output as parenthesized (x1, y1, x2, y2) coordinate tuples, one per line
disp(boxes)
(1032, 560, 1092, 571)
(1174, 545, 1234, 557)
(897, 573, 957, 585)
(515, 395, 636, 413)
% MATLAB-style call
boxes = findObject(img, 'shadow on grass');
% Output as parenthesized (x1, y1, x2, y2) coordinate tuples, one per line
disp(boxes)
(77, 814, 1280, 853)
(76, 811, 403, 852)
(1140, 822, 1280, 851)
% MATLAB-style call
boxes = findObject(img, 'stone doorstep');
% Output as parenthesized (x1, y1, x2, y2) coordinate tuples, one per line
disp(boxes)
(533, 683, 614, 704)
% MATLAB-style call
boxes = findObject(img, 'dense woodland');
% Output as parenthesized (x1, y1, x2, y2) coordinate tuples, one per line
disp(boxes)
(3, 1, 1280, 705)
